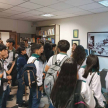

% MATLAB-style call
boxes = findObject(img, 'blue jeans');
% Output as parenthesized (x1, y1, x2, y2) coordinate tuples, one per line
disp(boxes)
(29, 86, 41, 108)
(17, 78, 25, 105)
(2, 85, 10, 108)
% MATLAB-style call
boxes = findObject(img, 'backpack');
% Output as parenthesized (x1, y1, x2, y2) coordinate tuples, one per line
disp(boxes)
(22, 58, 37, 88)
(65, 80, 88, 108)
(44, 55, 68, 97)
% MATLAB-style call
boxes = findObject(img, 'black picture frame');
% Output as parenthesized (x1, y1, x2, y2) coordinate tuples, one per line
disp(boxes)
(87, 32, 108, 57)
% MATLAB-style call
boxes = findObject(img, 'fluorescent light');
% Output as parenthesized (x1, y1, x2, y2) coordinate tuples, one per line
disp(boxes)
(99, 0, 108, 6)
(42, 14, 54, 17)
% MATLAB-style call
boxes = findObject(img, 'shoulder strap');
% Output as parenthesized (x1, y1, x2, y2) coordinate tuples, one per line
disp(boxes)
(52, 55, 57, 65)
(75, 80, 82, 94)
(89, 72, 96, 86)
(59, 56, 68, 67)
(32, 58, 37, 64)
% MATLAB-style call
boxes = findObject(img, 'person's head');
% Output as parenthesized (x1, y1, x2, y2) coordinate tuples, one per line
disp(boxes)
(3, 50, 8, 59)
(0, 44, 7, 58)
(6, 38, 15, 47)
(52, 44, 56, 51)
(72, 43, 77, 51)
(16, 47, 26, 55)
(23, 38, 28, 46)
(51, 58, 77, 108)
(40, 40, 44, 46)
(44, 42, 52, 61)
(31, 44, 44, 55)
(0, 40, 3, 44)
(83, 54, 99, 78)
(72, 45, 86, 66)
(57, 40, 70, 53)
(17, 42, 25, 48)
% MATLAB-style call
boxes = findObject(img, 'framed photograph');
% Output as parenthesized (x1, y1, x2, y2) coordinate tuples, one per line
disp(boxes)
(87, 32, 108, 57)
(73, 29, 79, 38)
(72, 40, 80, 46)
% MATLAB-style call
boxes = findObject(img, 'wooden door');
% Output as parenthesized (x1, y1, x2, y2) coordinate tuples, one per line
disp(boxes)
(10, 32, 17, 49)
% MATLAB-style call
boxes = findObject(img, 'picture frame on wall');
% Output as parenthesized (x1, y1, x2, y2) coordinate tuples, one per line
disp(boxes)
(72, 40, 80, 46)
(73, 29, 79, 38)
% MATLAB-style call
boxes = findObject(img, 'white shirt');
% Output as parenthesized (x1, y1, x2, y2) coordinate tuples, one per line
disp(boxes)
(81, 81, 96, 108)
(47, 53, 67, 67)
(27, 56, 43, 86)
(26, 47, 31, 58)
(78, 68, 106, 107)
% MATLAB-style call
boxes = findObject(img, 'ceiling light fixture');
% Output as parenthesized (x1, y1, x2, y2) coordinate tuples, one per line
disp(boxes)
(42, 14, 54, 17)
(99, 0, 108, 6)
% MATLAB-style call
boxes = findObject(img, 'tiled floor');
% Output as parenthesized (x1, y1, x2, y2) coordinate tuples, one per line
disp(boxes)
(6, 86, 49, 108)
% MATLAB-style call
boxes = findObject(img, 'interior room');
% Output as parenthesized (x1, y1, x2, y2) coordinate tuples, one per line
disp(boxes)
(0, 0, 108, 108)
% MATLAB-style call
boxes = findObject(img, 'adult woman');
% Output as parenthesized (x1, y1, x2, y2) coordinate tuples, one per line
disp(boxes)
(51, 58, 95, 108)
(71, 43, 77, 57)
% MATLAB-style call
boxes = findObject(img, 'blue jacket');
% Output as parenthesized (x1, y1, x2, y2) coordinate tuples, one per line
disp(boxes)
(16, 54, 27, 79)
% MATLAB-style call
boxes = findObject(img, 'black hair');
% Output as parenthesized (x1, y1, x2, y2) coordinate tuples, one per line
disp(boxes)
(19, 42, 25, 47)
(44, 42, 53, 61)
(40, 40, 44, 46)
(31, 43, 43, 54)
(0, 44, 6, 51)
(16, 47, 25, 54)
(72, 45, 86, 66)
(52, 44, 56, 48)
(83, 54, 99, 78)
(6, 38, 15, 46)
(31, 43, 46, 63)
(72, 43, 77, 47)
(50, 58, 77, 108)
(58, 40, 70, 52)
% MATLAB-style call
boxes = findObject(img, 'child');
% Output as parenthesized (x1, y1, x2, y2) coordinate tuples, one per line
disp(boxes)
(16, 47, 27, 107)
(27, 43, 44, 108)
(78, 54, 106, 107)
(50, 58, 96, 108)
(0, 44, 11, 108)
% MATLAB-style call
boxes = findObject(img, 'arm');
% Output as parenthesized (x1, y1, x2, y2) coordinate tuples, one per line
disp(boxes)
(6, 61, 15, 74)
(35, 61, 43, 89)
(90, 73, 105, 107)
(81, 82, 96, 108)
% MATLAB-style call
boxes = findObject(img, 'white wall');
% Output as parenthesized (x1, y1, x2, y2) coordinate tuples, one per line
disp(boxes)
(36, 12, 108, 70)
(0, 18, 35, 34)
(1, 32, 9, 45)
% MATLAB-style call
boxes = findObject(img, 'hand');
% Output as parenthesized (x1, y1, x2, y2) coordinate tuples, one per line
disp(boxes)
(8, 80, 11, 84)
(39, 86, 43, 91)
(0, 73, 3, 78)
(7, 75, 12, 80)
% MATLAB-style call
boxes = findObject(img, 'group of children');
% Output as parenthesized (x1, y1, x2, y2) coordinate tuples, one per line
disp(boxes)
(0, 38, 107, 108)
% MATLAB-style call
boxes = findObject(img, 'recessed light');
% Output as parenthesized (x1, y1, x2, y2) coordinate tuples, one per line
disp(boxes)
(99, 0, 108, 7)
(42, 14, 54, 17)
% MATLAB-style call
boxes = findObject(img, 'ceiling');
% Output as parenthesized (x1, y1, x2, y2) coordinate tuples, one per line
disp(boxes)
(0, 0, 107, 22)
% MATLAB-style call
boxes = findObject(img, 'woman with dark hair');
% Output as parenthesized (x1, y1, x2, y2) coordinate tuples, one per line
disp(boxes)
(16, 47, 27, 107)
(78, 54, 106, 107)
(44, 42, 54, 62)
(27, 43, 44, 108)
(72, 45, 86, 69)
(50, 58, 95, 108)
(71, 43, 77, 57)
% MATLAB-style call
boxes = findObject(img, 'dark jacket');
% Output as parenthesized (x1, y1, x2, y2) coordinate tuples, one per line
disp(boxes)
(16, 54, 27, 79)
